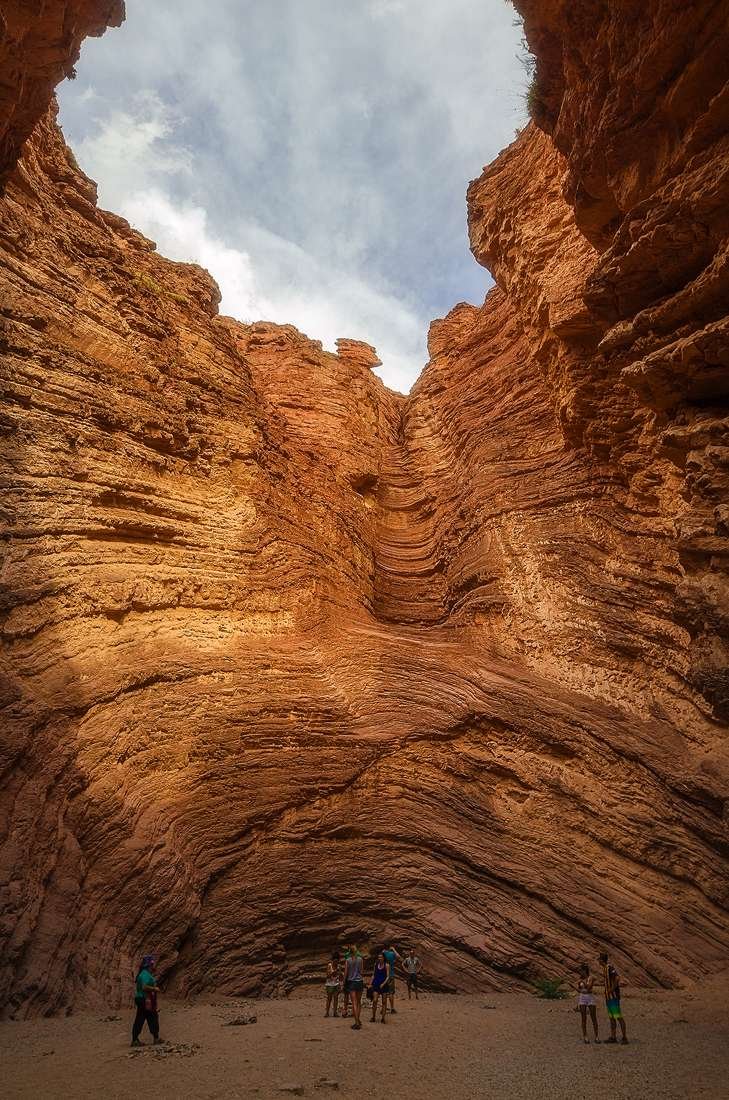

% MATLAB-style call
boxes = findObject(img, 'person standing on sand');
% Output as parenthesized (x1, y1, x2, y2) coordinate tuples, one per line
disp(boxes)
(403, 947, 421, 1000)
(382, 942, 402, 1014)
(599, 950, 628, 1044)
(325, 952, 342, 1017)
(369, 952, 391, 1024)
(343, 943, 365, 1030)
(131, 955, 162, 1046)
(576, 962, 600, 1044)
(341, 945, 352, 1018)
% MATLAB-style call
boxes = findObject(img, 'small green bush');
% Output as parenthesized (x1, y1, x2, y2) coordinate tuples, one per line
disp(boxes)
(134, 272, 164, 295)
(133, 272, 187, 305)
(525, 74, 544, 123)
(533, 977, 568, 1000)
(512, 15, 544, 126)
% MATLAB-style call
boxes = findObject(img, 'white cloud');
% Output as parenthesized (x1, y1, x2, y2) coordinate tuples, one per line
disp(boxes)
(74, 92, 191, 193)
(122, 189, 266, 321)
(75, 96, 425, 392)
(368, 1, 406, 18)
(59, 0, 526, 391)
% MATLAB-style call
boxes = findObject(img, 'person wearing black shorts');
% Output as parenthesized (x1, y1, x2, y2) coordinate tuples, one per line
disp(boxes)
(403, 948, 421, 1000)
(382, 942, 402, 1014)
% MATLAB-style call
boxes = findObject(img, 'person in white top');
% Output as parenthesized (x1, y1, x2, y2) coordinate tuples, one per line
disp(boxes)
(576, 962, 600, 1044)
(324, 952, 342, 1017)
(403, 947, 422, 1000)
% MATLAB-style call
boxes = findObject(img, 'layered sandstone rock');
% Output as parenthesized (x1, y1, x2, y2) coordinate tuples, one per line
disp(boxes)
(1, 0, 728, 1018)
(0, 0, 125, 191)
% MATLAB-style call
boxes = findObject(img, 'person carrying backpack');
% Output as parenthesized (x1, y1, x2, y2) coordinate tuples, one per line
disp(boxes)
(131, 954, 162, 1046)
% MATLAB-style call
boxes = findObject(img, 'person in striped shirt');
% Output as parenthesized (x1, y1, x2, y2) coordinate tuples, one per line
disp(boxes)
(599, 950, 628, 1044)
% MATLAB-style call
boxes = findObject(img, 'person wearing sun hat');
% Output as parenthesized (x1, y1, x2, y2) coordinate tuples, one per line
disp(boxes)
(131, 954, 163, 1046)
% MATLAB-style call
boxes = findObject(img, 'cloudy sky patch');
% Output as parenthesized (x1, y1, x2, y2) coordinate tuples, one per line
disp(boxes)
(59, 0, 526, 391)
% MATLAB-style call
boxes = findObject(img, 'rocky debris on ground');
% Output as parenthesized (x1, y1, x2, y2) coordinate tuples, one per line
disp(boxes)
(127, 1042, 200, 1059)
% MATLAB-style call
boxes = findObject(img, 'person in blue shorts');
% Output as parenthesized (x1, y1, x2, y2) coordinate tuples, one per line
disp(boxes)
(340, 945, 352, 1018)
(343, 944, 364, 1030)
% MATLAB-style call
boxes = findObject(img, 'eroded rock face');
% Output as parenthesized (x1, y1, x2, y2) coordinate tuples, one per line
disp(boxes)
(486, 0, 729, 719)
(0, 0, 125, 192)
(0, 2, 728, 1017)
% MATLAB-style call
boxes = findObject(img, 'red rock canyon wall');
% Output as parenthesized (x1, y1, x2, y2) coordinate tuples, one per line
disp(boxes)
(0, 1, 727, 1016)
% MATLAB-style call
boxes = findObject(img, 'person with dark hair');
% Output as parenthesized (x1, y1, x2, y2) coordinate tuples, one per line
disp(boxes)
(368, 952, 391, 1024)
(576, 962, 600, 1044)
(598, 950, 628, 1044)
(131, 955, 162, 1046)
(403, 947, 421, 1000)
(343, 941, 354, 1016)
(325, 952, 342, 1017)
(343, 943, 364, 1030)
(382, 941, 402, 1014)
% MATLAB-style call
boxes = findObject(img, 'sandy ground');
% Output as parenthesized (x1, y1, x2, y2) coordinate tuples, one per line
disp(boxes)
(2, 976, 729, 1100)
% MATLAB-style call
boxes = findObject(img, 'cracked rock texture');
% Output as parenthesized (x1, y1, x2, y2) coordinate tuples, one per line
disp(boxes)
(1, 0, 728, 1017)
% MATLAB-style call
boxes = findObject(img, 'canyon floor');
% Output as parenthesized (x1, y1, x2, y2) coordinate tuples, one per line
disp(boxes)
(2, 976, 729, 1100)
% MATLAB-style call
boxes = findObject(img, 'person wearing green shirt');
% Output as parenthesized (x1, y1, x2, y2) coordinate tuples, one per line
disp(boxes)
(131, 954, 162, 1046)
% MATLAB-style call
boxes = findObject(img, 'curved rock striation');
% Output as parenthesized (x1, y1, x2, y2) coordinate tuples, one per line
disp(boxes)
(513, 0, 729, 720)
(0, 0, 728, 1017)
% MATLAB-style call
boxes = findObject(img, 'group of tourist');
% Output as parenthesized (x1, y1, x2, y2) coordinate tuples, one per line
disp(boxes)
(128, 946, 628, 1047)
(324, 942, 422, 1029)
(129, 943, 423, 1044)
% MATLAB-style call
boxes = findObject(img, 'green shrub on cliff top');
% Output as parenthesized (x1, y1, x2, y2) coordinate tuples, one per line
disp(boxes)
(525, 74, 546, 124)
(133, 271, 187, 305)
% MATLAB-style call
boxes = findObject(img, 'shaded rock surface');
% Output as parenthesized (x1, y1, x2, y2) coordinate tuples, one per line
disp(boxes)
(0, 0, 125, 192)
(0, 1, 728, 1017)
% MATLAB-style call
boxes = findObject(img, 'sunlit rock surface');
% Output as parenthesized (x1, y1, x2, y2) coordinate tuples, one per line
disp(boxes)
(0, 0, 727, 1017)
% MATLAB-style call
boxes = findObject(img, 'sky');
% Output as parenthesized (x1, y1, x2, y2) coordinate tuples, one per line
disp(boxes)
(58, 0, 527, 392)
